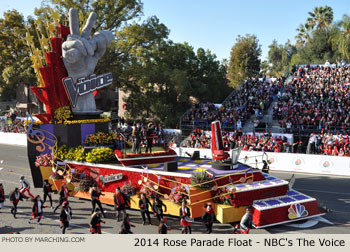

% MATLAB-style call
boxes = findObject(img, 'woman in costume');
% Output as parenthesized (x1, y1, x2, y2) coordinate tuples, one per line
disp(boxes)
(138, 193, 153, 225)
(152, 197, 167, 224)
(29, 195, 46, 225)
(119, 214, 135, 234)
(201, 203, 216, 234)
(90, 208, 105, 234)
(179, 200, 192, 234)
(42, 180, 53, 208)
(59, 201, 72, 234)
(10, 187, 23, 218)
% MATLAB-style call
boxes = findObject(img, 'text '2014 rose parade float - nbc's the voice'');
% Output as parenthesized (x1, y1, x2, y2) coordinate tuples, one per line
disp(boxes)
(25, 8, 324, 229)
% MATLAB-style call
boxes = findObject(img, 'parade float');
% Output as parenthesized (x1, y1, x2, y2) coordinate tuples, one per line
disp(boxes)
(25, 8, 325, 229)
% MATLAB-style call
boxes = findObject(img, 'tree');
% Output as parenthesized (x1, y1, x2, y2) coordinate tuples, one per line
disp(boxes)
(331, 14, 350, 61)
(34, 0, 143, 32)
(294, 28, 339, 64)
(116, 17, 228, 127)
(295, 23, 312, 47)
(307, 6, 333, 30)
(0, 10, 36, 101)
(267, 39, 296, 76)
(260, 60, 270, 76)
(227, 34, 261, 88)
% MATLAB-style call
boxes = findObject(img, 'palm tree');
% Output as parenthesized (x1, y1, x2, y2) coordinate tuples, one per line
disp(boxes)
(307, 6, 334, 30)
(332, 14, 350, 60)
(295, 23, 311, 46)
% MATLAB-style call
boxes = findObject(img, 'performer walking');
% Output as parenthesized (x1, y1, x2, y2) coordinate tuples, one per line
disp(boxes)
(19, 176, 34, 199)
(90, 208, 105, 234)
(29, 195, 47, 225)
(233, 206, 253, 234)
(262, 160, 270, 173)
(201, 203, 216, 234)
(139, 193, 153, 225)
(91, 184, 106, 218)
(59, 201, 72, 234)
(119, 214, 135, 234)
(0, 183, 5, 211)
(179, 200, 192, 234)
(158, 217, 170, 234)
(43, 180, 53, 208)
(145, 123, 155, 153)
(53, 183, 69, 213)
(10, 188, 23, 218)
(132, 122, 142, 154)
(152, 197, 167, 224)
(113, 187, 129, 221)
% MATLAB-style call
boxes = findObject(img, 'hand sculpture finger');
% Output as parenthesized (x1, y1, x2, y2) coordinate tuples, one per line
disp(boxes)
(91, 30, 114, 59)
(62, 48, 80, 64)
(68, 34, 94, 56)
(62, 39, 87, 57)
(69, 8, 80, 36)
(81, 12, 97, 39)
(98, 30, 114, 44)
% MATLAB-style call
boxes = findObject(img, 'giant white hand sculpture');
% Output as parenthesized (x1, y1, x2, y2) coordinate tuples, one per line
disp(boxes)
(62, 8, 114, 114)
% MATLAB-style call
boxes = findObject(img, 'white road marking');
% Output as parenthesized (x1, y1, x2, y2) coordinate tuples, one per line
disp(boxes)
(0, 178, 20, 185)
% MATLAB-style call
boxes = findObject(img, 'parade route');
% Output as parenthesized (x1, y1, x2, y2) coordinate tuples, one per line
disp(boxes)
(0, 144, 349, 234)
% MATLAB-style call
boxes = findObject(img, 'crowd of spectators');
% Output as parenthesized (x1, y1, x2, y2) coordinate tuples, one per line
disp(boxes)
(182, 77, 284, 130)
(273, 64, 350, 134)
(307, 132, 350, 156)
(0, 111, 27, 133)
(183, 128, 299, 153)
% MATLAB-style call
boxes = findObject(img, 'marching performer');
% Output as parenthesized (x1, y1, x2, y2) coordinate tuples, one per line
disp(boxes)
(29, 195, 47, 225)
(91, 184, 106, 218)
(53, 183, 69, 213)
(152, 197, 167, 224)
(158, 217, 170, 234)
(119, 214, 135, 234)
(0, 183, 5, 211)
(179, 200, 192, 234)
(90, 208, 105, 234)
(201, 203, 216, 234)
(59, 201, 72, 234)
(43, 180, 53, 208)
(138, 193, 153, 225)
(10, 187, 23, 218)
(113, 187, 129, 221)
(19, 176, 34, 199)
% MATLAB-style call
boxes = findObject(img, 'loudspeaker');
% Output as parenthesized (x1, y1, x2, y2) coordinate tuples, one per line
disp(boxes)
(164, 161, 178, 172)
(191, 151, 200, 160)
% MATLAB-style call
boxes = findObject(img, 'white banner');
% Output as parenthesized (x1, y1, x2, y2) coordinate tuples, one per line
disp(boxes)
(0, 132, 27, 146)
(174, 147, 350, 177)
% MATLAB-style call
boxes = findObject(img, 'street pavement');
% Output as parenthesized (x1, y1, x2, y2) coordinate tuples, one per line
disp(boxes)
(0, 143, 349, 234)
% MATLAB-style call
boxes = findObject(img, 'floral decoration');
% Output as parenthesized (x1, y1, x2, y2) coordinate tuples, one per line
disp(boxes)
(84, 132, 117, 146)
(168, 185, 189, 204)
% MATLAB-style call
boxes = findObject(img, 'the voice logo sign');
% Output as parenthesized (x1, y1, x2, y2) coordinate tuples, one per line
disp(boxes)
(63, 72, 113, 108)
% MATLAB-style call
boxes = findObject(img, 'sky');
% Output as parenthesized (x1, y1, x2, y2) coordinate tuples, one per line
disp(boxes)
(1, 0, 349, 61)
